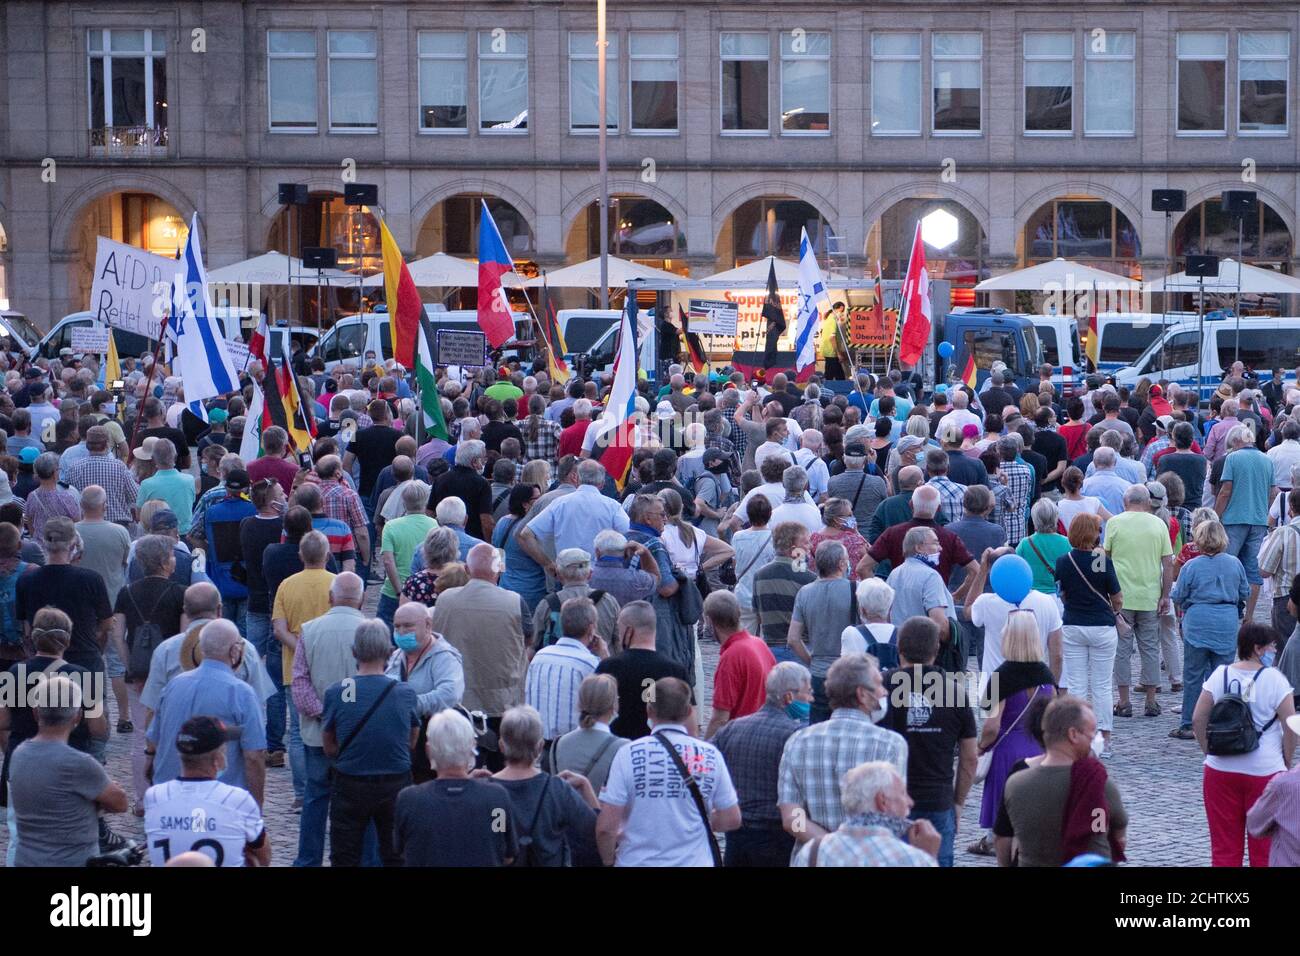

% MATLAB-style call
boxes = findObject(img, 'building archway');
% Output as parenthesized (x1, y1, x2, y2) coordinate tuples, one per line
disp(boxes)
(869, 197, 989, 307)
(267, 190, 378, 323)
(1171, 195, 1294, 314)
(414, 193, 535, 309)
(1021, 196, 1142, 278)
(715, 195, 833, 269)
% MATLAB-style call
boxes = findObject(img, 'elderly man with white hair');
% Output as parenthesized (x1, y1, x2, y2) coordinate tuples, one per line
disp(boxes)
(1215, 422, 1275, 622)
(857, 485, 977, 600)
(394, 710, 519, 866)
(937, 388, 982, 437)
(145, 618, 268, 806)
(588, 529, 661, 608)
(769, 466, 824, 534)
(378, 482, 437, 629)
(429, 437, 495, 541)
(792, 761, 940, 867)
(794, 429, 830, 502)
(517, 458, 630, 571)
(1080, 445, 1129, 517)
(675, 421, 710, 490)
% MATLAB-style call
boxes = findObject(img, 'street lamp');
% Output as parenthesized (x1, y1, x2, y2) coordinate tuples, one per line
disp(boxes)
(598, 0, 609, 310)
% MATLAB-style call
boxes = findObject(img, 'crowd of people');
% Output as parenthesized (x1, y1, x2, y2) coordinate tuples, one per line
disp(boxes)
(1, 339, 1300, 869)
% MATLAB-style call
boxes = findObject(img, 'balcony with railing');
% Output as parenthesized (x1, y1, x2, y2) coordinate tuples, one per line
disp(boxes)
(89, 125, 169, 158)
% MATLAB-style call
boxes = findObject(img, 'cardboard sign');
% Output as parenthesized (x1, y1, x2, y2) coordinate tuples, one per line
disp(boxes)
(70, 327, 112, 353)
(434, 329, 488, 368)
(224, 339, 251, 369)
(88, 237, 177, 341)
(687, 299, 739, 336)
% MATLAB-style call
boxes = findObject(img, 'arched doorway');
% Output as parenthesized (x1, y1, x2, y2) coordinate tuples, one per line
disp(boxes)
(1172, 197, 1294, 313)
(1022, 196, 1141, 278)
(716, 196, 832, 268)
(415, 193, 535, 308)
(870, 198, 988, 307)
(561, 195, 687, 308)
(69, 191, 189, 319)
(267, 190, 379, 323)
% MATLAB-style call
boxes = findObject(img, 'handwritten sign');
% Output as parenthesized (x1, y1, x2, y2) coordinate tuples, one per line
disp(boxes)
(224, 339, 251, 369)
(70, 327, 111, 353)
(88, 237, 176, 341)
(434, 329, 488, 368)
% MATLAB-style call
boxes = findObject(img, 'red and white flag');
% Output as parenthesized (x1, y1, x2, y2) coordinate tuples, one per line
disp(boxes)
(898, 222, 932, 367)
(248, 313, 270, 368)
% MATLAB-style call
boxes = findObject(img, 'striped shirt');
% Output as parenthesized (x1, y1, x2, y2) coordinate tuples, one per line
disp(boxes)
(520, 417, 562, 465)
(1246, 764, 1300, 866)
(525, 637, 599, 740)
(1259, 518, 1300, 593)
(998, 460, 1034, 545)
(62, 453, 139, 523)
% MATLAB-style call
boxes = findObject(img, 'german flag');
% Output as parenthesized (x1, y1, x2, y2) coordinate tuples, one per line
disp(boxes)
(962, 352, 978, 390)
(678, 305, 708, 376)
(261, 352, 315, 454)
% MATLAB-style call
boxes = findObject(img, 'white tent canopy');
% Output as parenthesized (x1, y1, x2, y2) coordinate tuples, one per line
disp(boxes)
(975, 257, 1140, 292)
(521, 255, 680, 288)
(702, 256, 803, 286)
(360, 252, 529, 288)
(1142, 258, 1300, 295)
(206, 251, 359, 287)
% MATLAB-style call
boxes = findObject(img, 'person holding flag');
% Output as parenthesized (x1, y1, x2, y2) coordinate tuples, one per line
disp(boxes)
(171, 214, 240, 422)
(793, 228, 830, 384)
(583, 297, 640, 488)
(478, 199, 518, 349)
(820, 301, 848, 380)
(760, 260, 786, 375)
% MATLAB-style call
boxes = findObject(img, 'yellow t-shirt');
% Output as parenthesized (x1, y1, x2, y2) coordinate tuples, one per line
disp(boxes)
(818, 311, 841, 358)
(271, 568, 336, 684)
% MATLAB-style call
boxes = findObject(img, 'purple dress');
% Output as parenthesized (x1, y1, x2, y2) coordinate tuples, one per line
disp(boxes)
(979, 683, 1052, 828)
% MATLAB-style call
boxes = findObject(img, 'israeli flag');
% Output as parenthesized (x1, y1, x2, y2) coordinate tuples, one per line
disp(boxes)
(793, 227, 829, 379)
(172, 214, 238, 420)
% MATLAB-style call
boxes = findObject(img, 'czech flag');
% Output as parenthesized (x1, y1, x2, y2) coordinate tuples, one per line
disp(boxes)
(380, 218, 421, 370)
(477, 199, 517, 348)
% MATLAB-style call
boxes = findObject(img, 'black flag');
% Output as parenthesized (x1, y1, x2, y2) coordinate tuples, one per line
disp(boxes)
(761, 259, 785, 371)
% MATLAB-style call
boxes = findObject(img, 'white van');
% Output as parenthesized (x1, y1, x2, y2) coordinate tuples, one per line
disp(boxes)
(1115, 317, 1300, 399)
(577, 319, 657, 382)
(1029, 314, 1081, 386)
(32, 312, 157, 362)
(312, 306, 528, 370)
(557, 309, 621, 359)
(0, 311, 40, 355)
(1091, 313, 1198, 374)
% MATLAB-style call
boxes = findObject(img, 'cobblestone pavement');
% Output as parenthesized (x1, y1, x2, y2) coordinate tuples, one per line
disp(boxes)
(0, 582, 1241, 867)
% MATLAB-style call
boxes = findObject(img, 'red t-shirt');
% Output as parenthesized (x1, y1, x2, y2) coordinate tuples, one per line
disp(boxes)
(247, 455, 300, 495)
(712, 631, 775, 719)
(1059, 421, 1091, 460)
(558, 419, 593, 459)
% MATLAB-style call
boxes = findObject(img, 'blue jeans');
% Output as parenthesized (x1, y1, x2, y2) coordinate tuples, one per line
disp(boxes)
(911, 807, 956, 868)
(297, 745, 382, 866)
(1181, 643, 1235, 730)
(1224, 524, 1266, 585)
(287, 695, 306, 800)
(376, 592, 399, 632)
(222, 597, 248, 636)
(771, 645, 799, 665)
(246, 611, 284, 754)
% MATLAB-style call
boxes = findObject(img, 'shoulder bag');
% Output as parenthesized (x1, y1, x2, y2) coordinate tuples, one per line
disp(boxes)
(1065, 551, 1133, 639)
(974, 686, 1041, 784)
(654, 731, 722, 867)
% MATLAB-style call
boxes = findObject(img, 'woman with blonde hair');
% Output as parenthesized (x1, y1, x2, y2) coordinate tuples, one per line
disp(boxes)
(1019, 393, 1040, 420)
(1169, 519, 1251, 741)
(969, 610, 1057, 857)
(548, 674, 628, 792)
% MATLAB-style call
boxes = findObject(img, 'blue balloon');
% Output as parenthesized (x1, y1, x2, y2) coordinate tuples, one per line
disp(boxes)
(934, 384, 948, 394)
(937, 340, 955, 359)
(989, 554, 1033, 606)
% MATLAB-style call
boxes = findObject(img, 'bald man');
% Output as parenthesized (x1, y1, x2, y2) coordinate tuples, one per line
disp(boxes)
(145, 619, 268, 806)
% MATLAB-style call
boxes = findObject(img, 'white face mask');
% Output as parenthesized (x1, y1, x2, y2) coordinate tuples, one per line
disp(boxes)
(869, 690, 888, 724)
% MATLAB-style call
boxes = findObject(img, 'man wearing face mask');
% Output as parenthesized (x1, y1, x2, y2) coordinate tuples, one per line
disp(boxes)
(778, 653, 908, 848)
(144, 619, 268, 807)
(385, 600, 464, 783)
(714, 662, 812, 867)
(885, 527, 958, 633)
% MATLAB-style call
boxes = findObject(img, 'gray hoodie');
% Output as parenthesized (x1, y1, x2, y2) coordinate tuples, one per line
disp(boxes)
(385, 637, 465, 717)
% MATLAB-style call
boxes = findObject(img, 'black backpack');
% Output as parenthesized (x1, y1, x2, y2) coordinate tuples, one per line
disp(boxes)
(1206, 667, 1277, 756)
(124, 584, 173, 683)
(539, 590, 607, 649)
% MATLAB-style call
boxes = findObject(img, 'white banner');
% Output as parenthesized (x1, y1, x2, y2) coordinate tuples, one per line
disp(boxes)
(687, 299, 739, 336)
(672, 288, 800, 354)
(70, 328, 111, 353)
(224, 339, 251, 370)
(88, 237, 176, 341)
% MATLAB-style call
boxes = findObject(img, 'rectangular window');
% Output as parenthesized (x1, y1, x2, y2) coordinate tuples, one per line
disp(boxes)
(418, 32, 467, 131)
(871, 33, 921, 135)
(267, 30, 317, 131)
(479, 31, 528, 132)
(1177, 32, 1227, 133)
(1024, 33, 1072, 133)
(721, 33, 769, 132)
(629, 33, 678, 132)
(932, 32, 982, 133)
(1084, 30, 1134, 135)
(569, 32, 619, 132)
(88, 28, 167, 147)
(780, 31, 830, 133)
(328, 30, 378, 131)
(1239, 32, 1289, 134)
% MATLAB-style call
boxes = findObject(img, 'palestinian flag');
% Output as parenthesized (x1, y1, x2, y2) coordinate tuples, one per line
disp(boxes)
(539, 278, 570, 385)
(678, 304, 707, 376)
(962, 352, 978, 389)
(415, 313, 450, 441)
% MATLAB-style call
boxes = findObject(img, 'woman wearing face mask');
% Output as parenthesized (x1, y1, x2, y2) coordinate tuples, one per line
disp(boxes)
(968, 612, 1057, 857)
(1192, 622, 1297, 867)
(385, 602, 465, 783)
(811, 498, 868, 573)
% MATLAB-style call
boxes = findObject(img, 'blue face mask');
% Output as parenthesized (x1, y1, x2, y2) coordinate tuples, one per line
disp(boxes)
(786, 699, 811, 723)
(394, 632, 420, 652)
(841, 516, 858, 530)
(917, 552, 941, 570)
(1262, 649, 1276, 668)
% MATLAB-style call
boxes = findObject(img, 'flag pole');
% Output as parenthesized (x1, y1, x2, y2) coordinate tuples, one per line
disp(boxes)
(128, 314, 169, 463)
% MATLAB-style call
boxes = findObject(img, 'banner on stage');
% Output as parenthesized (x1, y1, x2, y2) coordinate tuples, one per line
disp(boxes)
(70, 328, 111, 353)
(434, 329, 488, 368)
(89, 237, 174, 342)
(687, 299, 739, 337)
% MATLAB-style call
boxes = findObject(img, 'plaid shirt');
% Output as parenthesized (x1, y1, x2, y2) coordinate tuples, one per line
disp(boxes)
(319, 478, 366, 532)
(713, 703, 802, 828)
(997, 460, 1034, 546)
(520, 417, 562, 465)
(928, 475, 968, 524)
(778, 709, 908, 832)
(723, 406, 748, 470)
(1259, 517, 1300, 593)
(793, 822, 937, 867)
(62, 452, 139, 523)
(1142, 436, 1172, 479)
(191, 481, 228, 531)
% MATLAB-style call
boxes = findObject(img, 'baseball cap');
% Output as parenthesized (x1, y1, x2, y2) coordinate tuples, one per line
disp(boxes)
(1155, 414, 1175, 432)
(702, 449, 728, 470)
(556, 548, 591, 570)
(23, 367, 43, 380)
(897, 435, 927, 454)
(175, 716, 241, 756)
(844, 442, 869, 457)
(655, 400, 675, 420)
(148, 509, 179, 533)
(18, 446, 38, 465)
(208, 407, 229, 424)
(133, 435, 158, 461)
(1145, 481, 1168, 501)
(1149, 384, 1164, 398)
(224, 469, 252, 492)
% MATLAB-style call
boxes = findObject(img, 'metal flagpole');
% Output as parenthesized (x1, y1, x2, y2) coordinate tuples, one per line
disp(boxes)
(1234, 220, 1244, 364)
(597, 0, 609, 311)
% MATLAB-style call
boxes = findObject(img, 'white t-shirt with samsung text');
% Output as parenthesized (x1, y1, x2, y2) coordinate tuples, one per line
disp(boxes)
(144, 778, 264, 868)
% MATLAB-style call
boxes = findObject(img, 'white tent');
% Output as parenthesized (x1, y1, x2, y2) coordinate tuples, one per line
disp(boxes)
(701, 256, 802, 286)
(1142, 258, 1300, 295)
(360, 252, 529, 288)
(206, 251, 359, 287)
(520, 255, 681, 288)
(975, 257, 1140, 292)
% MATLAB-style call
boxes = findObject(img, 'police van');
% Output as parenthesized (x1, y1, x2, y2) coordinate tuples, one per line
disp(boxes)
(1114, 315, 1300, 399)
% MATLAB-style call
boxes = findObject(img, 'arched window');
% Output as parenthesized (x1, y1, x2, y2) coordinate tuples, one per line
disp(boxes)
(1023, 198, 1140, 276)
(585, 196, 684, 259)
(873, 198, 988, 300)
(1173, 198, 1292, 269)
(418, 194, 534, 259)
(726, 197, 830, 265)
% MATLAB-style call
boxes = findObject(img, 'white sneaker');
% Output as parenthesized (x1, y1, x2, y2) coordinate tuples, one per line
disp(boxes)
(1172, 704, 1183, 715)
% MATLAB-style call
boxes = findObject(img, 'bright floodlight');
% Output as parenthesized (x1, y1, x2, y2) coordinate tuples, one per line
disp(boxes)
(920, 208, 960, 250)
